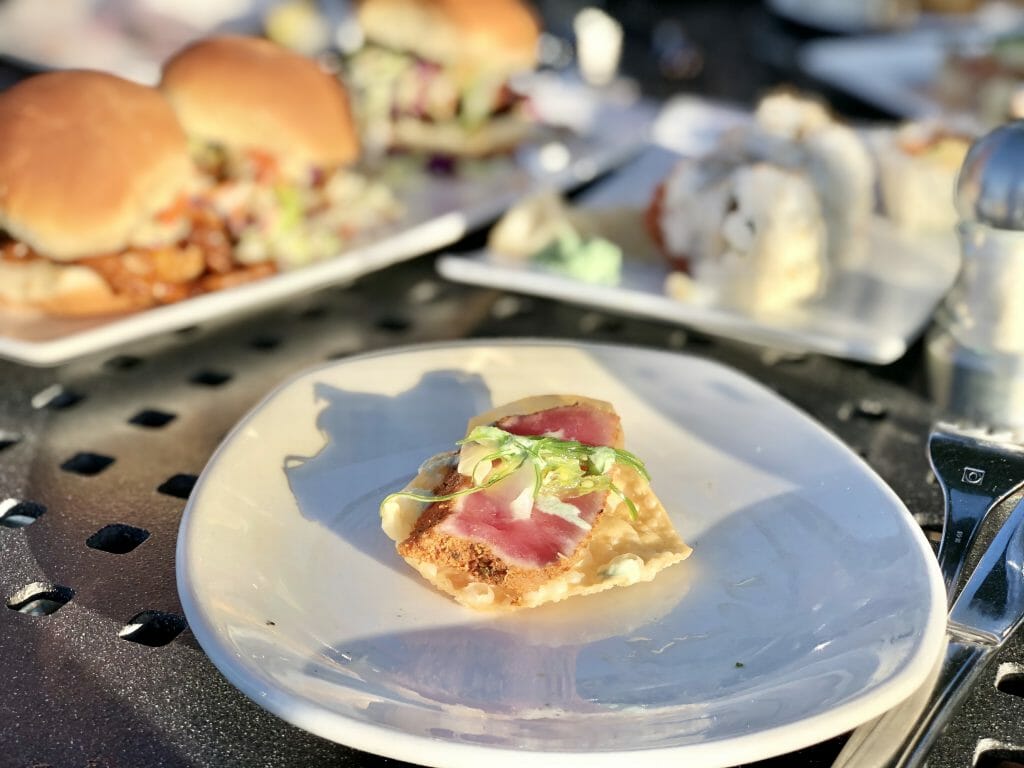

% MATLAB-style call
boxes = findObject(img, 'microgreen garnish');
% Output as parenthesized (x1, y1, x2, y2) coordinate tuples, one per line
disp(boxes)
(382, 426, 649, 521)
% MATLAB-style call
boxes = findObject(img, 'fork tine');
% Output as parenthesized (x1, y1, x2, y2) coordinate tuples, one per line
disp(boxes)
(948, 495, 1024, 643)
(929, 423, 1024, 604)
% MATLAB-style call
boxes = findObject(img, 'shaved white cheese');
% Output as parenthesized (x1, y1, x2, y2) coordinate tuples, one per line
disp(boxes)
(509, 482, 536, 521)
(457, 440, 495, 483)
(589, 447, 616, 475)
(536, 496, 592, 531)
(479, 462, 538, 521)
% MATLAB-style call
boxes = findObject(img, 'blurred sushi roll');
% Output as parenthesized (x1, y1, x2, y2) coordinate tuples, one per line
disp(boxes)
(699, 162, 828, 312)
(654, 157, 828, 313)
(874, 121, 970, 233)
(646, 154, 738, 274)
(734, 92, 876, 264)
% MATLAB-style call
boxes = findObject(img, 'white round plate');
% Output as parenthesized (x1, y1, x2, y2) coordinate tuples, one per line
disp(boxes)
(176, 340, 946, 768)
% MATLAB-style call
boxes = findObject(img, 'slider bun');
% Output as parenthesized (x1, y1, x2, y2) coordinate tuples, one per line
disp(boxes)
(161, 36, 360, 168)
(0, 260, 151, 317)
(0, 71, 193, 261)
(357, 0, 539, 76)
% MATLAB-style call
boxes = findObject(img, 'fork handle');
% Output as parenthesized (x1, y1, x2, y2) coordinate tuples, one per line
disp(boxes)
(832, 636, 991, 768)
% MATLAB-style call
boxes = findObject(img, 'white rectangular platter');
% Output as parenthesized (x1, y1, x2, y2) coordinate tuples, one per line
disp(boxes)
(0, 76, 653, 366)
(437, 140, 961, 364)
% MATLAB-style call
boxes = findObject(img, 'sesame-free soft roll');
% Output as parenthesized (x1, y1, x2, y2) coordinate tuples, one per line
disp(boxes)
(0, 71, 218, 316)
(161, 35, 400, 271)
(349, 0, 541, 157)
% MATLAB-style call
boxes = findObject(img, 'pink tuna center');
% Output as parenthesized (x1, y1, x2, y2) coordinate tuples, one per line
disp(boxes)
(440, 403, 621, 568)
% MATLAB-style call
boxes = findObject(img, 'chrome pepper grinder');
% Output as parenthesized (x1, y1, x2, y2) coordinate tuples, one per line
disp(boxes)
(927, 121, 1024, 429)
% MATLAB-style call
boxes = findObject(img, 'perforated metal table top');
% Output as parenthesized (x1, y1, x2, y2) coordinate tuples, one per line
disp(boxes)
(1, 250, 1022, 768)
(3, 0, 1024, 763)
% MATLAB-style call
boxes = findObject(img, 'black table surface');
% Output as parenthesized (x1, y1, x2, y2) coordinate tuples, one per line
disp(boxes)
(1, 2, 1022, 767)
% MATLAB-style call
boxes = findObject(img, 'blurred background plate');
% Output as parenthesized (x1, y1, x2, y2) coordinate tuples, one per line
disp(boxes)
(0, 74, 654, 367)
(0, 0, 271, 84)
(801, 29, 964, 120)
(799, 3, 1024, 128)
(766, 0, 920, 35)
(438, 140, 961, 364)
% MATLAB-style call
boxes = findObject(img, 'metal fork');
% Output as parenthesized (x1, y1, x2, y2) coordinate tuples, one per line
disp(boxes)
(834, 424, 1024, 768)
(929, 424, 1024, 603)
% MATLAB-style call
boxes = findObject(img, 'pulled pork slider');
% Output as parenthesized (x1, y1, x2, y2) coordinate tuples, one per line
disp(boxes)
(161, 35, 359, 172)
(161, 35, 399, 270)
(0, 71, 211, 316)
(349, 0, 540, 157)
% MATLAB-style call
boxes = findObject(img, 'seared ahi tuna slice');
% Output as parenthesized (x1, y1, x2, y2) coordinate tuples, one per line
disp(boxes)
(381, 395, 691, 611)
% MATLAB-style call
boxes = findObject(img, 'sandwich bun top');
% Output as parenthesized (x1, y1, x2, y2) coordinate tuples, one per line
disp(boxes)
(161, 36, 360, 169)
(357, 0, 540, 76)
(0, 71, 193, 262)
